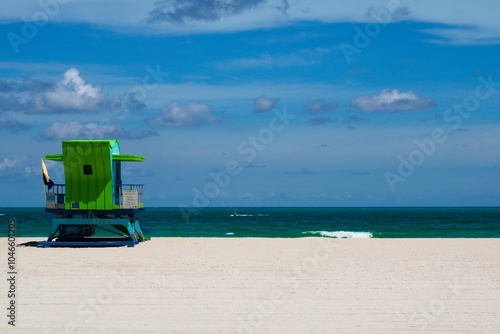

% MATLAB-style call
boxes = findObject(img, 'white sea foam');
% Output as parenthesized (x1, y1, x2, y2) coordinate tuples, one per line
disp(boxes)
(305, 231, 373, 238)
(225, 232, 234, 235)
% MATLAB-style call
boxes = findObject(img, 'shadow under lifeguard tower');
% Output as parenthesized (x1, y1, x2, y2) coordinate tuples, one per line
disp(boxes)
(38, 140, 150, 247)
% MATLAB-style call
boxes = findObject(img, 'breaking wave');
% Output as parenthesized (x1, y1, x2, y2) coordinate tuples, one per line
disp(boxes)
(303, 231, 373, 238)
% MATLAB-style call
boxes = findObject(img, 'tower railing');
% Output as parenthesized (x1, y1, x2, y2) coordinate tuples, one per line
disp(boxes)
(45, 184, 65, 208)
(44, 183, 144, 209)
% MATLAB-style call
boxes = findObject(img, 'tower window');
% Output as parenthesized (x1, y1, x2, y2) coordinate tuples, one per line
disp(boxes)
(83, 165, 93, 175)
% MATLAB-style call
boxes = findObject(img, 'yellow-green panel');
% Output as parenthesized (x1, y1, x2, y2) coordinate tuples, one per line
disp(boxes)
(112, 154, 145, 162)
(45, 154, 63, 161)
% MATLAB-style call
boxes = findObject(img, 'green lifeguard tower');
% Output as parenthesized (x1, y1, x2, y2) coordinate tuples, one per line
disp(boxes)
(38, 140, 150, 247)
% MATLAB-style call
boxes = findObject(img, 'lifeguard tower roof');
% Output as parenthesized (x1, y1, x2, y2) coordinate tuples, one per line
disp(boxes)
(46, 140, 145, 162)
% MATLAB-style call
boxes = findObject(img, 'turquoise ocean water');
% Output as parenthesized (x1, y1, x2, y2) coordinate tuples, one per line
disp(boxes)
(1, 207, 499, 238)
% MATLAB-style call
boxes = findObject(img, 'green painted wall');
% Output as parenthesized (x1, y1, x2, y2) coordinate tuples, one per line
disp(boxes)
(62, 140, 119, 210)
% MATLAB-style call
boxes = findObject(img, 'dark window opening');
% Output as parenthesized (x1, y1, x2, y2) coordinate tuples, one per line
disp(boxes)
(83, 165, 93, 175)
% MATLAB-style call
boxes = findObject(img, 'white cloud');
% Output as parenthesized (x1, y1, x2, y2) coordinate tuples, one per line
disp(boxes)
(350, 89, 436, 112)
(146, 101, 219, 127)
(0, 156, 36, 179)
(36, 122, 158, 140)
(0, 158, 16, 173)
(29, 68, 108, 113)
(0, 68, 150, 114)
(253, 95, 279, 113)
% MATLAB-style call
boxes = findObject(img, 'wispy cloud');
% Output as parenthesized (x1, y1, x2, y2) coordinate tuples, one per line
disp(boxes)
(147, 0, 266, 24)
(0, 158, 17, 174)
(237, 192, 256, 200)
(253, 95, 279, 113)
(115, 92, 148, 111)
(287, 167, 316, 175)
(213, 50, 322, 70)
(365, 5, 411, 23)
(278, 0, 289, 15)
(123, 167, 155, 177)
(35, 122, 158, 140)
(423, 27, 500, 45)
(304, 99, 338, 113)
(1, 1, 499, 44)
(343, 116, 367, 123)
(146, 101, 219, 127)
(307, 117, 335, 126)
(350, 89, 436, 112)
(0, 78, 53, 92)
(0, 95, 26, 112)
(0, 156, 37, 180)
(0, 119, 31, 132)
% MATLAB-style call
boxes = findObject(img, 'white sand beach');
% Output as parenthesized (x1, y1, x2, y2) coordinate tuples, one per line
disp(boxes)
(1, 237, 499, 333)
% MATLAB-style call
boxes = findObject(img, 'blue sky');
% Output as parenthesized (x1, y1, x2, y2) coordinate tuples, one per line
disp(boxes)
(0, 0, 499, 207)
